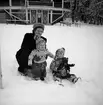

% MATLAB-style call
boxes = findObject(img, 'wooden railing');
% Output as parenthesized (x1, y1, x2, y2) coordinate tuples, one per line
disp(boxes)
(28, 1, 53, 6)
(4, 9, 29, 24)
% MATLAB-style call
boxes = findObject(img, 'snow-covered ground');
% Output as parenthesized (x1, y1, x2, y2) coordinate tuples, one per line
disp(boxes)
(0, 23, 103, 105)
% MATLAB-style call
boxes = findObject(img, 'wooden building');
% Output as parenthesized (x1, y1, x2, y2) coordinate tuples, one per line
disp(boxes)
(0, 0, 72, 25)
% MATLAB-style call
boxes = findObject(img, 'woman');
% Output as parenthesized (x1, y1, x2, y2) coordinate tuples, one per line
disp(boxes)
(16, 23, 47, 75)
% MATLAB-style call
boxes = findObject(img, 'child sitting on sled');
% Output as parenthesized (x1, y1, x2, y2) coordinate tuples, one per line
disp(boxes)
(27, 38, 54, 81)
(50, 47, 80, 83)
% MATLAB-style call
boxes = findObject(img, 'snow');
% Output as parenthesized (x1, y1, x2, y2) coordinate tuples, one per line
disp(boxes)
(0, 23, 103, 105)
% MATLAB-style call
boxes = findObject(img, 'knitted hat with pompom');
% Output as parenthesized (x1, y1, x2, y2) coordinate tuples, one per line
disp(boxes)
(33, 23, 44, 32)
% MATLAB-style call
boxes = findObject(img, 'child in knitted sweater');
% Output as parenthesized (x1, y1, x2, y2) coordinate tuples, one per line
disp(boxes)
(28, 38, 54, 80)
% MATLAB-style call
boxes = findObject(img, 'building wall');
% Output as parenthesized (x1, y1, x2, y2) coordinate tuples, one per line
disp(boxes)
(52, 11, 62, 23)
(31, 10, 50, 24)
(0, 13, 6, 23)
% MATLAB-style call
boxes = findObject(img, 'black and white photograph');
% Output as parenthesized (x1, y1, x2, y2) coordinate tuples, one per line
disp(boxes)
(0, 0, 103, 105)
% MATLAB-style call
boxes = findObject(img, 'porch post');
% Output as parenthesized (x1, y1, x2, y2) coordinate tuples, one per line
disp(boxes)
(36, 9, 37, 23)
(9, 0, 12, 15)
(50, 10, 53, 24)
(30, 10, 31, 24)
(41, 10, 43, 24)
(62, 0, 64, 15)
(47, 10, 49, 24)
(25, 0, 28, 24)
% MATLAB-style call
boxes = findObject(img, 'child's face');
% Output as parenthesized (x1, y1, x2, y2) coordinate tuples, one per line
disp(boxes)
(37, 41, 46, 51)
(56, 50, 65, 58)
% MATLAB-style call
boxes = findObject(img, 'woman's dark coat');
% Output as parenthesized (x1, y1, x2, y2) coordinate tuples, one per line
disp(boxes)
(16, 33, 47, 73)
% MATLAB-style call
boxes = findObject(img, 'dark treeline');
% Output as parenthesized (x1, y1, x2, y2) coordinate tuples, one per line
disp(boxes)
(70, 0, 103, 25)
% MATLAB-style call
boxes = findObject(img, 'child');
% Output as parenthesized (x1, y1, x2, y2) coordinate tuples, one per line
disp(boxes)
(50, 47, 80, 83)
(28, 38, 54, 81)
